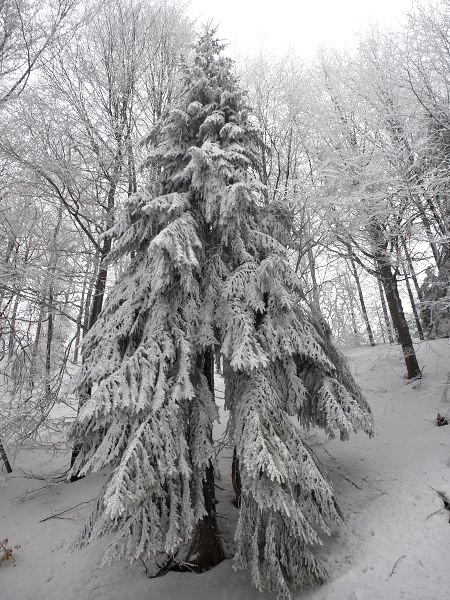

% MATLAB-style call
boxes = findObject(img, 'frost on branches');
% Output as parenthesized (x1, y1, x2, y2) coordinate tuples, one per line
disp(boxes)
(69, 30, 374, 600)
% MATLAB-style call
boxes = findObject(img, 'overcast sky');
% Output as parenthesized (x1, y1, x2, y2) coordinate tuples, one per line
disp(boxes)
(188, 0, 422, 58)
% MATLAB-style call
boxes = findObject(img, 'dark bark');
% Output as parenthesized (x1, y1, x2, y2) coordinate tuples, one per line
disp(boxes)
(183, 349, 224, 570)
(377, 259, 421, 379)
(366, 218, 420, 378)
(231, 446, 241, 507)
(88, 234, 111, 331)
(0, 439, 12, 473)
(88, 180, 116, 330)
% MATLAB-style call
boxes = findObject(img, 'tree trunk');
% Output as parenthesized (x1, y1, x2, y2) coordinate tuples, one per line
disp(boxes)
(231, 446, 242, 507)
(88, 255, 109, 330)
(401, 237, 423, 302)
(0, 238, 16, 313)
(414, 200, 440, 265)
(82, 251, 99, 335)
(349, 257, 375, 346)
(0, 439, 12, 473)
(45, 285, 54, 402)
(87, 181, 116, 329)
(378, 279, 395, 343)
(307, 245, 320, 311)
(73, 268, 88, 365)
(183, 349, 224, 570)
(401, 260, 424, 341)
(350, 304, 359, 339)
(377, 259, 421, 379)
(376, 306, 386, 343)
(29, 301, 44, 382)
(71, 182, 116, 477)
(7, 293, 20, 360)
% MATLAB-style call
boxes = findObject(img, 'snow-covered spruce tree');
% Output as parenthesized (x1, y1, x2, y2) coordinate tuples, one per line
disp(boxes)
(69, 30, 373, 599)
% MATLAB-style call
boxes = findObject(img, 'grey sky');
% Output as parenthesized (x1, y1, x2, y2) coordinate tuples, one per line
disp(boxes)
(189, 0, 422, 58)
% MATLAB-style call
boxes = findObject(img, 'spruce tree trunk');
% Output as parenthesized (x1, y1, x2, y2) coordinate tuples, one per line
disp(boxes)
(377, 259, 421, 379)
(231, 446, 242, 507)
(184, 350, 224, 570)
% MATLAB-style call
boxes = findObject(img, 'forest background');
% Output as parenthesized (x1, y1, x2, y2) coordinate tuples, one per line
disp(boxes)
(0, 0, 449, 476)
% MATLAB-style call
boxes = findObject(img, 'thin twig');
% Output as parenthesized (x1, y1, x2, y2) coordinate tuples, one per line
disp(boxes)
(388, 554, 406, 578)
(320, 444, 337, 461)
(39, 498, 97, 522)
(340, 473, 362, 489)
(426, 507, 444, 520)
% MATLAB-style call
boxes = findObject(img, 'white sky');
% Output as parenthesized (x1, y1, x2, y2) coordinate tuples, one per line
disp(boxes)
(188, 0, 422, 59)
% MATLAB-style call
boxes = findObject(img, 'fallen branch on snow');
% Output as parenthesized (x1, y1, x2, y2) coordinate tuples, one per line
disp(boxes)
(388, 554, 406, 578)
(39, 498, 97, 523)
(429, 487, 450, 522)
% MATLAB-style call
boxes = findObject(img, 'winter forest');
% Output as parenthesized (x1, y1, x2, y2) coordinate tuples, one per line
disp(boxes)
(0, 0, 449, 599)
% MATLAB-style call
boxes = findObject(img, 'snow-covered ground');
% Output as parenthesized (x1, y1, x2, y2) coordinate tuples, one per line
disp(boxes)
(1, 340, 449, 600)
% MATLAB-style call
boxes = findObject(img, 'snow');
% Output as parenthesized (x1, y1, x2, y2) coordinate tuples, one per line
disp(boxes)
(1, 340, 450, 600)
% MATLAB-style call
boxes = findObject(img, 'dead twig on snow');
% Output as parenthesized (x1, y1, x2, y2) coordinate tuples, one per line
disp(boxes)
(39, 498, 97, 523)
(388, 554, 406, 578)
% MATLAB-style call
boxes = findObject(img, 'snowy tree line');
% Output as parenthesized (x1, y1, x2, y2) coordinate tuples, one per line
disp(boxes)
(0, 0, 448, 597)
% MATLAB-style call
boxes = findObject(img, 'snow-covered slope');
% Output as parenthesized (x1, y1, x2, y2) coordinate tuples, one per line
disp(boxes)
(1, 340, 449, 600)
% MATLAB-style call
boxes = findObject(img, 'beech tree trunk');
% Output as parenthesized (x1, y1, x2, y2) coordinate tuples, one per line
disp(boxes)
(88, 179, 117, 329)
(376, 306, 386, 343)
(377, 259, 421, 379)
(401, 260, 424, 341)
(349, 257, 375, 346)
(73, 265, 90, 364)
(401, 237, 423, 303)
(307, 245, 320, 311)
(45, 285, 54, 402)
(378, 279, 395, 343)
(0, 439, 12, 473)
(29, 302, 44, 384)
(88, 245, 110, 330)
